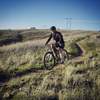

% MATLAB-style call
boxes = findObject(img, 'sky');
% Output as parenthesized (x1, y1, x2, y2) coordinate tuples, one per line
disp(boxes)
(0, 0, 100, 30)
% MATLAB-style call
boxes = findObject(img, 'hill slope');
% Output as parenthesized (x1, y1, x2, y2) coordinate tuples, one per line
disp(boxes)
(0, 30, 100, 100)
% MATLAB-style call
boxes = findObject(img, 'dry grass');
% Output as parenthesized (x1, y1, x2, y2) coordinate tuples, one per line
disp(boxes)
(0, 30, 100, 100)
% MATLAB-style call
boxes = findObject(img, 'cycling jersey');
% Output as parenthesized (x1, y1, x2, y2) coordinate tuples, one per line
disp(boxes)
(46, 31, 65, 48)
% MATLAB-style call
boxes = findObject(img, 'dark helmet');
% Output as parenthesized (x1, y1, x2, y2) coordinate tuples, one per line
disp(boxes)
(50, 26, 56, 30)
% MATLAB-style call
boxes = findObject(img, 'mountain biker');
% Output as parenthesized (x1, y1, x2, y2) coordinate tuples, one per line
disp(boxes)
(45, 26, 65, 64)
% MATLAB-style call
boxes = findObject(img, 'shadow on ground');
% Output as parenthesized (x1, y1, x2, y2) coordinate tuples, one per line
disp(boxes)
(0, 67, 44, 84)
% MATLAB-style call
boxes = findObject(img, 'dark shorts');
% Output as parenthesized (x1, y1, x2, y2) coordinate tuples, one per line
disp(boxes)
(55, 42, 64, 49)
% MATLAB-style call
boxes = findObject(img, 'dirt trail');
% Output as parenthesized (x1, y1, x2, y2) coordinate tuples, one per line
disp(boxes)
(70, 43, 84, 64)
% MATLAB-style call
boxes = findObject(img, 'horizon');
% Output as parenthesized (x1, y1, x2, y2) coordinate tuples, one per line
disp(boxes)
(0, 28, 99, 32)
(0, 0, 100, 30)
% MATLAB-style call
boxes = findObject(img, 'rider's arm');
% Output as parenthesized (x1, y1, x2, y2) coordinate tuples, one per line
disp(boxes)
(45, 33, 52, 45)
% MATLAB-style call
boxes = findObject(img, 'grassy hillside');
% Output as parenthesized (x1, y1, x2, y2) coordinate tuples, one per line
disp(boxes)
(0, 30, 100, 100)
(0, 29, 50, 44)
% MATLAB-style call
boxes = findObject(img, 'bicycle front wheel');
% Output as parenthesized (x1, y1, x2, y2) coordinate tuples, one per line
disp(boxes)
(44, 52, 55, 70)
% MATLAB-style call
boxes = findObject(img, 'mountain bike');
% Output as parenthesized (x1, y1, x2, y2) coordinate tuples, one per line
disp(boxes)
(44, 44, 69, 70)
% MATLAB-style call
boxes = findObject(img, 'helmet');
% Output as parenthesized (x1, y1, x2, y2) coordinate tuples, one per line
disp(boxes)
(50, 26, 56, 30)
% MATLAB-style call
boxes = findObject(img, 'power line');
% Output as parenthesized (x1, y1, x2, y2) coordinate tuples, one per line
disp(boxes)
(71, 19, 100, 23)
(65, 18, 100, 30)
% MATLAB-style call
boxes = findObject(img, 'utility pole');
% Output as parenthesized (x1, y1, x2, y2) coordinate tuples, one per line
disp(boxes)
(65, 18, 69, 30)
(69, 18, 72, 30)
(65, 18, 72, 30)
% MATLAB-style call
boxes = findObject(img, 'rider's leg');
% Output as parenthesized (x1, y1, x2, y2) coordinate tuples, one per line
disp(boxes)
(59, 48, 64, 64)
(52, 44, 57, 57)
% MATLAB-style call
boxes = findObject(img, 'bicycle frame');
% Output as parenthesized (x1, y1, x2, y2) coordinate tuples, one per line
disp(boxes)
(46, 44, 60, 60)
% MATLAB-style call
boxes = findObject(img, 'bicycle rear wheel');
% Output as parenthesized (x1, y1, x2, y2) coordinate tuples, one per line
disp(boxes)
(44, 52, 55, 70)
(62, 49, 69, 63)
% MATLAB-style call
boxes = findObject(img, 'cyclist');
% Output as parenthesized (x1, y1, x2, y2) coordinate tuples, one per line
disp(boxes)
(45, 26, 65, 64)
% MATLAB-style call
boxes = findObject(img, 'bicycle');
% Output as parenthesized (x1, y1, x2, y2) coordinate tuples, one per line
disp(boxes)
(44, 44, 69, 70)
